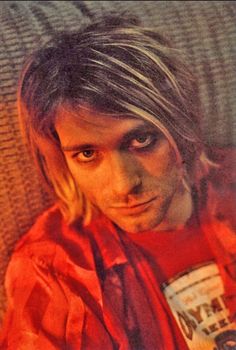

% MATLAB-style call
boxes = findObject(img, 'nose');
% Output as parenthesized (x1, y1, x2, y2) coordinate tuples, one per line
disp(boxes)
(108, 152, 142, 198)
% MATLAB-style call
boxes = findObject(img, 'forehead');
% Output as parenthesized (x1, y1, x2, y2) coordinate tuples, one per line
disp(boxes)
(56, 105, 144, 129)
(55, 106, 158, 148)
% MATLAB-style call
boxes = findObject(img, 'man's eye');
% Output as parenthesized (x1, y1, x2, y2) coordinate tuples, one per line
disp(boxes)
(73, 150, 96, 162)
(130, 134, 155, 149)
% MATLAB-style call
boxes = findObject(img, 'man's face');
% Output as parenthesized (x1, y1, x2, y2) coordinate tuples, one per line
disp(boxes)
(56, 107, 184, 233)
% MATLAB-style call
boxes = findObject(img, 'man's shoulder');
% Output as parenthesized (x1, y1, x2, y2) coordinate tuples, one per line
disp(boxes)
(11, 205, 93, 271)
(7, 205, 99, 284)
(14, 205, 64, 253)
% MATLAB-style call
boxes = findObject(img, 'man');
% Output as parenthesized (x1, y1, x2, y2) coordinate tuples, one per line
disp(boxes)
(1, 15, 236, 349)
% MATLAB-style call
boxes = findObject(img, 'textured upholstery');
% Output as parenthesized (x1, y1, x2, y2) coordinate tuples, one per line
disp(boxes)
(0, 1, 235, 322)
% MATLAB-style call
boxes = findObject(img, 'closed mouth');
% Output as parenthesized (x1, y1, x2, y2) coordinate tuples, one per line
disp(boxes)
(112, 197, 157, 215)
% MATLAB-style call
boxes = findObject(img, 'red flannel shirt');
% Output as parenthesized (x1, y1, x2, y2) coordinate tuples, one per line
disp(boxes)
(0, 200, 236, 350)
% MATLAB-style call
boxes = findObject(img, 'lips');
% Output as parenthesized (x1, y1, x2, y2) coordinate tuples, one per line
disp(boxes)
(112, 197, 157, 216)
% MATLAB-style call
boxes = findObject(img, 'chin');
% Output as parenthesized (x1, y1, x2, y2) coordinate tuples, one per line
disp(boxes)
(103, 198, 171, 233)
(113, 213, 165, 234)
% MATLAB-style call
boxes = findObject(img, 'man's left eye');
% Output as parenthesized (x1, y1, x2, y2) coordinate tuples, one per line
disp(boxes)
(130, 134, 155, 149)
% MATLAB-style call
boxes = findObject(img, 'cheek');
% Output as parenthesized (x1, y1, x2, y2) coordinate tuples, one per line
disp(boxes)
(142, 141, 180, 179)
(66, 161, 107, 200)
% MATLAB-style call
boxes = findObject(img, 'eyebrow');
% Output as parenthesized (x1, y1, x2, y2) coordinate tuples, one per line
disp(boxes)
(62, 143, 96, 152)
(61, 123, 157, 153)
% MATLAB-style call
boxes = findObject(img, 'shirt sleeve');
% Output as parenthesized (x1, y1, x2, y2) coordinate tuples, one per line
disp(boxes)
(0, 253, 70, 350)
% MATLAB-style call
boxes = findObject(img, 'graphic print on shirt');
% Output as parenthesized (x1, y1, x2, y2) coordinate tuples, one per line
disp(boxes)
(163, 262, 236, 350)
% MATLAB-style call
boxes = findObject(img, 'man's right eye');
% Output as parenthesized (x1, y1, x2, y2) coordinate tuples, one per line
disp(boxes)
(73, 150, 96, 163)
